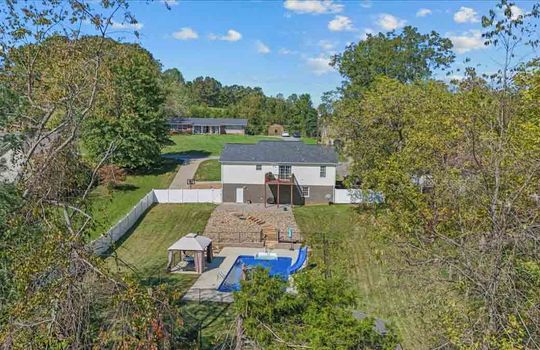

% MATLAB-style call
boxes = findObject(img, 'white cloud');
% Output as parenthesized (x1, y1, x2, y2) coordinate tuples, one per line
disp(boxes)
(111, 20, 143, 30)
(256, 40, 271, 54)
(453, 7, 480, 23)
(509, 5, 524, 20)
(360, 0, 372, 9)
(448, 30, 486, 54)
(172, 27, 198, 40)
(161, 0, 179, 6)
(306, 56, 335, 75)
(278, 48, 298, 55)
(284, 0, 343, 14)
(318, 39, 336, 51)
(328, 15, 355, 32)
(416, 8, 432, 17)
(376, 13, 406, 31)
(208, 29, 242, 42)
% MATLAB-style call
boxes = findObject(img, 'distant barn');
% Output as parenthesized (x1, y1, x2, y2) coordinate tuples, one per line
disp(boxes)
(169, 117, 248, 135)
(268, 124, 284, 136)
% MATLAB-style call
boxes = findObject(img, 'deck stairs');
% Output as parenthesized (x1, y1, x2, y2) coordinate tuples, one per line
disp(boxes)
(262, 223, 278, 248)
(233, 214, 279, 247)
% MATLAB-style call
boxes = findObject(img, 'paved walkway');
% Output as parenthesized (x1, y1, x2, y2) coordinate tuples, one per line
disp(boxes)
(168, 156, 219, 189)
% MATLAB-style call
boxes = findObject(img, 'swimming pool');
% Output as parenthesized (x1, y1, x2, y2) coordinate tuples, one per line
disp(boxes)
(217, 255, 293, 292)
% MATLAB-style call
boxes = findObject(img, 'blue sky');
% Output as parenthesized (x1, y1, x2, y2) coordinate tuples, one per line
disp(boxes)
(104, 0, 536, 104)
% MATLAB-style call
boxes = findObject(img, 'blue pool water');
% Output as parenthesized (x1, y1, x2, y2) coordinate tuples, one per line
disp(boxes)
(217, 255, 293, 292)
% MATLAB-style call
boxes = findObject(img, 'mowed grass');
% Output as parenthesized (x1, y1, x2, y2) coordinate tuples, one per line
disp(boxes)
(294, 205, 436, 349)
(89, 134, 316, 239)
(88, 160, 179, 240)
(105, 203, 234, 347)
(180, 302, 235, 348)
(194, 159, 221, 181)
(106, 204, 215, 290)
(162, 134, 316, 157)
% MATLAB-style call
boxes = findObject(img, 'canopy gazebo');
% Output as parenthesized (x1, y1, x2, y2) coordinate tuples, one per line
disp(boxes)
(167, 233, 213, 274)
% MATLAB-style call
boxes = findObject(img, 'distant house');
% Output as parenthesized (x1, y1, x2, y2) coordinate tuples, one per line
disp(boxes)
(220, 140, 338, 205)
(169, 118, 248, 135)
(267, 124, 284, 136)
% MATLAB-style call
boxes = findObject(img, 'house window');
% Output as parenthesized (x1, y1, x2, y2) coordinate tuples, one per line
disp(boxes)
(301, 186, 310, 197)
(320, 166, 326, 178)
(278, 165, 292, 180)
(256, 164, 262, 170)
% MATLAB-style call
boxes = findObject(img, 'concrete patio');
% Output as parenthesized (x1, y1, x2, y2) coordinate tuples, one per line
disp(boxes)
(181, 246, 299, 303)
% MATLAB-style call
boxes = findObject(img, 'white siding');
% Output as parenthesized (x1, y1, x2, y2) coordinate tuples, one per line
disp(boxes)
(224, 126, 245, 135)
(222, 164, 271, 184)
(292, 165, 336, 186)
(221, 163, 336, 186)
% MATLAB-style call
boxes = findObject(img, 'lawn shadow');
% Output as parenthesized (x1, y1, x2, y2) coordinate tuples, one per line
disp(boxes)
(139, 272, 197, 289)
(111, 183, 139, 192)
(129, 158, 180, 177)
(162, 150, 212, 160)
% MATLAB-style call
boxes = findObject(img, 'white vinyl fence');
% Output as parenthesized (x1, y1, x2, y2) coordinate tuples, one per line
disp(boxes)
(153, 189, 222, 204)
(334, 189, 384, 204)
(91, 189, 222, 255)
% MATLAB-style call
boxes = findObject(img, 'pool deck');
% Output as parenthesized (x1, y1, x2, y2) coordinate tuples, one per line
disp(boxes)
(181, 246, 299, 303)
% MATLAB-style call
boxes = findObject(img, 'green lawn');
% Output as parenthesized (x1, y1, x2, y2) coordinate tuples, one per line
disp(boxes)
(106, 204, 215, 290)
(104, 203, 234, 348)
(162, 134, 316, 157)
(89, 160, 179, 239)
(294, 205, 437, 349)
(194, 159, 221, 181)
(89, 134, 317, 239)
(180, 302, 235, 348)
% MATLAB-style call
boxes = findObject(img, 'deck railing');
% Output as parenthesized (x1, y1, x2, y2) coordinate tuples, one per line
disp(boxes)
(265, 172, 295, 184)
(204, 230, 264, 245)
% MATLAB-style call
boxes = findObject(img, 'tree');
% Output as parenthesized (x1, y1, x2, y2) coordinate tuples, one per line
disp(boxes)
(82, 38, 171, 169)
(0, 2, 184, 348)
(187, 76, 222, 107)
(161, 68, 191, 118)
(233, 267, 399, 349)
(162, 67, 185, 85)
(331, 4, 540, 344)
(326, 2, 540, 346)
(229, 91, 267, 134)
(331, 26, 454, 96)
(293, 94, 318, 137)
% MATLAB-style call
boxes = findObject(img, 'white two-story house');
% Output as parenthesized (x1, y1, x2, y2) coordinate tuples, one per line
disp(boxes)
(219, 140, 338, 205)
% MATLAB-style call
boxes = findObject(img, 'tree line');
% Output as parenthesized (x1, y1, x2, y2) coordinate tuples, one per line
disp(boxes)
(162, 69, 319, 136)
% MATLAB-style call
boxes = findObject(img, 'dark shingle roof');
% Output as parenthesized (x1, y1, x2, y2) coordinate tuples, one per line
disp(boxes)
(220, 141, 338, 165)
(169, 117, 248, 127)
